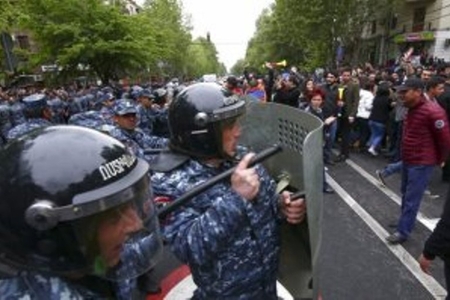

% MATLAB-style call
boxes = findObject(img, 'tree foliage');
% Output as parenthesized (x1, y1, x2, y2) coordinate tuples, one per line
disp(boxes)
(239, 0, 401, 72)
(184, 37, 224, 79)
(1, 0, 222, 83)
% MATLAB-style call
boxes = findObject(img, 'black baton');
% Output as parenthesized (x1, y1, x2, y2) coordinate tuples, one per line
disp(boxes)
(157, 144, 283, 218)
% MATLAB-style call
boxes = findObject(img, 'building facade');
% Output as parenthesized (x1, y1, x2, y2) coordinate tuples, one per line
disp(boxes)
(361, 0, 450, 66)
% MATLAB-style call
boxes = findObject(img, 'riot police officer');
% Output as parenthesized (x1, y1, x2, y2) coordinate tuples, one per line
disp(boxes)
(150, 88, 170, 138)
(151, 83, 306, 299)
(109, 100, 168, 161)
(8, 93, 26, 127)
(0, 126, 163, 299)
(99, 92, 116, 124)
(0, 99, 12, 146)
(136, 89, 156, 135)
(6, 94, 53, 141)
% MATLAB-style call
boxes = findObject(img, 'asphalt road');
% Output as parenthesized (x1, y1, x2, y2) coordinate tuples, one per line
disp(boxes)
(319, 150, 449, 300)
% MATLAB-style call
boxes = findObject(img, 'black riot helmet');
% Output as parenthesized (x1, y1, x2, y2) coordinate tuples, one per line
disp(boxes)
(0, 126, 162, 280)
(168, 82, 246, 159)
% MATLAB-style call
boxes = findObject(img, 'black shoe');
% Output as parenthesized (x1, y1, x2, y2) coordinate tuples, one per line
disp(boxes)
(323, 186, 335, 194)
(388, 223, 397, 228)
(375, 170, 387, 186)
(386, 232, 407, 245)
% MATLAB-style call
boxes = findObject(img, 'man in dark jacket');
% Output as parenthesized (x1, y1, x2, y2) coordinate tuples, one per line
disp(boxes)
(321, 71, 339, 165)
(335, 67, 360, 162)
(273, 75, 301, 108)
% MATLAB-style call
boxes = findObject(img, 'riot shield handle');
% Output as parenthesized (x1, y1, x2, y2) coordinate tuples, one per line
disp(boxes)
(157, 144, 283, 218)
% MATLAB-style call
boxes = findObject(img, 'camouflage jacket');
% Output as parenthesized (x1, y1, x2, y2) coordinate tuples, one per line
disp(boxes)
(136, 104, 156, 135)
(0, 233, 160, 299)
(0, 272, 106, 300)
(151, 157, 282, 299)
(9, 101, 26, 127)
(99, 107, 115, 125)
(68, 110, 107, 130)
(109, 127, 168, 161)
(0, 103, 12, 145)
(7, 118, 52, 141)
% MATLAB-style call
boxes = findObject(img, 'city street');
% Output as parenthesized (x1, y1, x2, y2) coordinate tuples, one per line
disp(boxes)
(320, 150, 449, 300)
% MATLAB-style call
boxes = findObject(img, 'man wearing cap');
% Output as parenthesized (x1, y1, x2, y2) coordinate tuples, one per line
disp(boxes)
(99, 92, 115, 124)
(387, 78, 450, 244)
(151, 88, 170, 138)
(136, 89, 156, 135)
(6, 94, 53, 141)
(109, 100, 168, 161)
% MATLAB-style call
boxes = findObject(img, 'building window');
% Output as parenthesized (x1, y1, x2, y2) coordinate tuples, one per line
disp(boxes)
(413, 7, 426, 32)
(16, 35, 30, 50)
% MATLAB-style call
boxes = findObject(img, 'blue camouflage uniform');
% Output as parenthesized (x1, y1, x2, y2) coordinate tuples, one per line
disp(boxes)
(66, 97, 84, 117)
(98, 92, 116, 124)
(9, 100, 26, 127)
(136, 104, 156, 135)
(100, 106, 115, 125)
(0, 234, 159, 300)
(7, 119, 52, 141)
(0, 272, 103, 299)
(110, 100, 168, 161)
(47, 97, 67, 124)
(109, 126, 168, 161)
(68, 110, 107, 130)
(135, 89, 155, 135)
(0, 102, 12, 145)
(7, 94, 53, 141)
(151, 152, 282, 299)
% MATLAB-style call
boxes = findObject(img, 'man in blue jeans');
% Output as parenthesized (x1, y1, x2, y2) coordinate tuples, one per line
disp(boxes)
(387, 78, 450, 244)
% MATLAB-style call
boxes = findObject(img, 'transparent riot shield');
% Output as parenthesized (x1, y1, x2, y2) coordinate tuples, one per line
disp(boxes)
(239, 101, 323, 300)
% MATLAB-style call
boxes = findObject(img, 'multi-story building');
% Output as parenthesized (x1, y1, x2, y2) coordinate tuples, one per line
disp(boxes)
(361, 0, 450, 66)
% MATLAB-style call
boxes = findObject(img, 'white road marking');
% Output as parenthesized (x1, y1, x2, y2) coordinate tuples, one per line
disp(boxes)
(345, 159, 440, 231)
(164, 275, 294, 300)
(326, 174, 447, 299)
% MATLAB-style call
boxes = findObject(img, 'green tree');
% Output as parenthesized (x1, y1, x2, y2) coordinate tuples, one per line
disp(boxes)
(19, 0, 154, 83)
(244, 0, 401, 70)
(230, 58, 247, 76)
(245, 8, 275, 72)
(141, 0, 192, 77)
(184, 36, 222, 78)
(0, 0, 23, 32)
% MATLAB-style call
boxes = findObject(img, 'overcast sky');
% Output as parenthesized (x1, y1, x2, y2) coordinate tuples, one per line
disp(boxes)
(136, 0, 274, 70)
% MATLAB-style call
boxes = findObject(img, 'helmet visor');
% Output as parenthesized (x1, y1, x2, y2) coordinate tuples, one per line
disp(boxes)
(73, 175, 163, 281)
